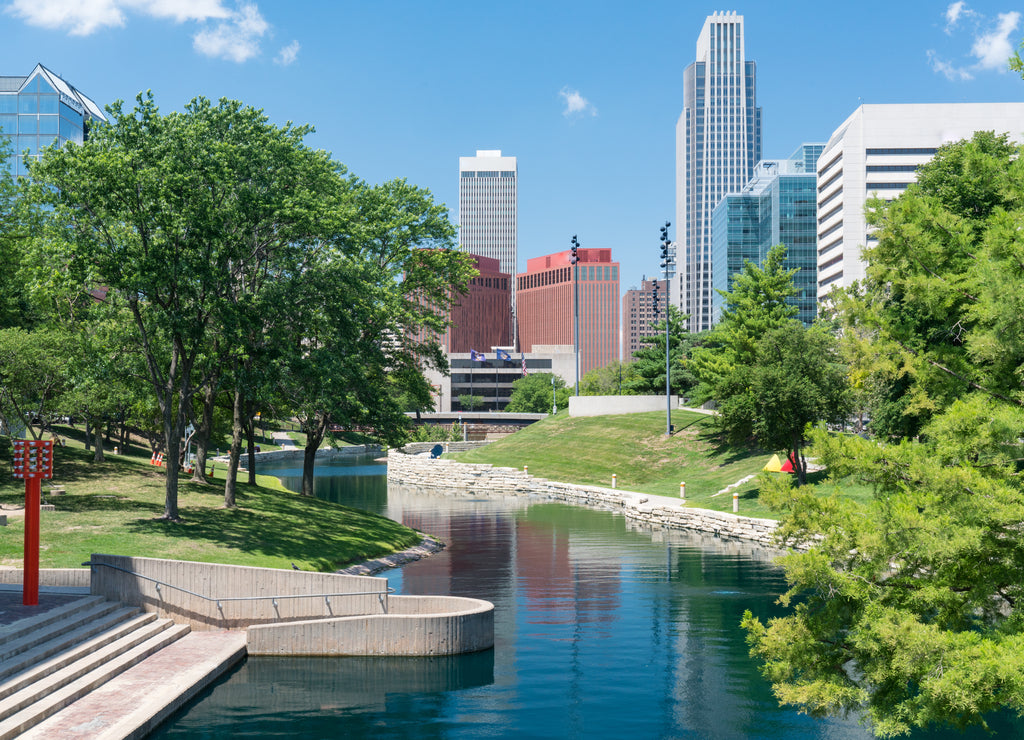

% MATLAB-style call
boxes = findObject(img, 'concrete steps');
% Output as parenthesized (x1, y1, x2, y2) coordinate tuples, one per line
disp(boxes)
(0, 596, 190, 740)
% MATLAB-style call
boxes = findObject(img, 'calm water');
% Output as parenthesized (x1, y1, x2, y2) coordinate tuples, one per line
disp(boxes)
(152, 456, 1019, 739)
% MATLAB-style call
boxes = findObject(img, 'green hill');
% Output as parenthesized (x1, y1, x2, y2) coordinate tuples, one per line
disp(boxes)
(452, 410, 780, 518)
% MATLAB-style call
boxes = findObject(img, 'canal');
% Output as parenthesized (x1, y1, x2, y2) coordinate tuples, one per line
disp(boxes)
(151, 455, 1019, 739)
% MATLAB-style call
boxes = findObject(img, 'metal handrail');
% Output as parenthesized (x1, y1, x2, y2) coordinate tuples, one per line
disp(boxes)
(83, 560, 392, 613)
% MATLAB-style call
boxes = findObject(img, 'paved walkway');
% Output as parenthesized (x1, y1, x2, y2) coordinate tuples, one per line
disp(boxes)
(271, 430, 297, 448)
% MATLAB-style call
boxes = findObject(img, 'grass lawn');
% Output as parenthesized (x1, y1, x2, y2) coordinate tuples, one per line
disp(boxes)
(0, 435, 421, 572)
(452, 410, 876, 519)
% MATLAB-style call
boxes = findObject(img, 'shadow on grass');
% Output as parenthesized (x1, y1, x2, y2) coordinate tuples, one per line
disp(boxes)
(698, 427, 768, 466)
(123, 485, 417, 572)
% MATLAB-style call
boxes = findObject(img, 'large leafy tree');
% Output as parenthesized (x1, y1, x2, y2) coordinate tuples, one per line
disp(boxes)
(29, 94, 348, 519)
(580, 359, 638, 396)
(746, 132, 1024, 735)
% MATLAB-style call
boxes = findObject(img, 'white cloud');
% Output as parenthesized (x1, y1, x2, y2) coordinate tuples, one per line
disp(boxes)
(928, 49, 974, 80)
(6, 0, 230, 35)
(192, 2, 269, 63)
(275, 39, 300, 66)
(971, 11, 1021, 70)
(944, 1, 967, 32)
(559, 87, 597, 118)
(932, 6, 1021, 79)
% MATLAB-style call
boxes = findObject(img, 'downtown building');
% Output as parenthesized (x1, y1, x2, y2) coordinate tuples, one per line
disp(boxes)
(459, 150, 518, 344)
(675, 11, 762, 332)
(622, 278, 667, 359)
(516, 248, 620, 381)
(0, 64, 106, 178)
(445, 255, 511, 353)
(816, 102, 1024, 300)
(711, 144, 823, 325)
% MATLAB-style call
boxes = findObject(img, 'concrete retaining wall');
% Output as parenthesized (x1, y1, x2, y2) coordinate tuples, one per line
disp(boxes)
(386, 450, 780, 547)
(246, 595, 494, 657)
(88, 554, 389, 631)
(239, 445, 381, 465)
(569, 395, 680, 417)
(0, 568, 90, 588)
(400, 441, 491, 456)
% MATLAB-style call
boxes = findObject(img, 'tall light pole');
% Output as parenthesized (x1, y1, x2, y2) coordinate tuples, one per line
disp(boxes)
(570, 234, 581, 396)
(659, 221, 674, 436)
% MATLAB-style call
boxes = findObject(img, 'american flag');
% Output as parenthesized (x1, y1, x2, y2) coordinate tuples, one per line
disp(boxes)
(521, 353, 527, 376)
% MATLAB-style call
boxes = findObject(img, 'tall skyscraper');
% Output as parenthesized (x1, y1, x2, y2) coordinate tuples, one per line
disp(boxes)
(816, 103, 1024, 300)
(712, 144, 823, 325)
(459, 150, 518, 344)
(675, 11, 761, 331)
(517, 248, 620, 378)
(0, 64, 105, 179)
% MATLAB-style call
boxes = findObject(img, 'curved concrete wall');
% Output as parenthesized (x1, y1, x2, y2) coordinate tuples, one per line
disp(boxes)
(247, 595, 494, 657)
(387, 450, 780, 547)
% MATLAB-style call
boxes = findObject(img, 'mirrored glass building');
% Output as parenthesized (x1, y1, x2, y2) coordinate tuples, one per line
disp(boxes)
(711, 144, 823, 326)
(0, 64, 106, 178)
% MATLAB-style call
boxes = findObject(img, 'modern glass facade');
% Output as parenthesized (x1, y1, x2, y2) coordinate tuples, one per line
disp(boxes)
(676, 11, 761, 332)
(711, 144, 823, 325)
(0, 64, 105, 178)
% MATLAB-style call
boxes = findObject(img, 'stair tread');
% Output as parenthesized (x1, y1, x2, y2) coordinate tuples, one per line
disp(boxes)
(0, 595, 105, 645)
(0, 599, 122, 662)
(0, 611, 159, 702)
(0, 606, 147, 684)
(0, 622, 191, 739)
(19, 631, 247, 740)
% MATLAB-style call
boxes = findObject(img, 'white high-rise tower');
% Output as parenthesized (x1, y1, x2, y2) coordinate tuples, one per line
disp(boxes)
(459, 149, 518, 343)
(675, 11, 761, 331)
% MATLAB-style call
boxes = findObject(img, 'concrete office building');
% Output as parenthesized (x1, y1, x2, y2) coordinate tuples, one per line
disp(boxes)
(0, 64, 105, 178)
(459, 150, 518, 344)
(675, 11, 762, 331)
(517, 248, 620, 380)
(816, 103, 1024, 299)
(622, 278, 667, 359)
(711, 144, 823, 325)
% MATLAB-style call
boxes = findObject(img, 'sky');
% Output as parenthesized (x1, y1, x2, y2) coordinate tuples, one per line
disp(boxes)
(3, 0, 1023, 295)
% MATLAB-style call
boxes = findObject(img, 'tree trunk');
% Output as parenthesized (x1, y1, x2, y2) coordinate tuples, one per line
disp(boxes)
(191, 379, 217, 484)
(224, 384, 244, 508)
(93, 422, 105, 462)
(84, 420, 91, 451)
(245, 416, 257, 486)
(792, 433, 806, 486)
(300, 415, 328, 496)
(162, 400, 182, 521)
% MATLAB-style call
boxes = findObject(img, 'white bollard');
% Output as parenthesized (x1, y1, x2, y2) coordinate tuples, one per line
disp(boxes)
(680, 481, 686, 501)
(523, 465, 528, 475)
(733, 490, 739, 513)
(612, 474, 617, 489)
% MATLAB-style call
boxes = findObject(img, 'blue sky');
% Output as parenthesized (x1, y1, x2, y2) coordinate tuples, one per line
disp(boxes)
(3, 0, 1022, 294)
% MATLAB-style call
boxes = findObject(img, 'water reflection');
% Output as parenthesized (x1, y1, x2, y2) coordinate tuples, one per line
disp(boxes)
(153, 461, 1022, 739)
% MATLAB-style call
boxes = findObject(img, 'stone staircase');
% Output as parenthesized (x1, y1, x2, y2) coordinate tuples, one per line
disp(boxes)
(0, 595, 190, 739)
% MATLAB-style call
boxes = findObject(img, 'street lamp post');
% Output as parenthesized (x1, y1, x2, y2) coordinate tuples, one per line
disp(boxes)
(659, 221, 674, 436)
(570, 234, 581, 396)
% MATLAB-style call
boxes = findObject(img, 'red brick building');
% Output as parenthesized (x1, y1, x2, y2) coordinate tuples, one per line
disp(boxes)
(516, 248, 619, 377)
(445, 255, 511, 353)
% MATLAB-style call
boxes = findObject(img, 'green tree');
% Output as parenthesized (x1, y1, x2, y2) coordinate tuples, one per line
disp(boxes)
(457, 394, 485, 412)
(30, 94, 349, 519)
(0, 327, 73, 440)
(744, 397, 1024, 737)
(690, 243, 798, 404)
(505, 373, 568, 413)
(716, 323, 850, 484)
(580, 359, 638, 396)
(625, 306, 701, 396)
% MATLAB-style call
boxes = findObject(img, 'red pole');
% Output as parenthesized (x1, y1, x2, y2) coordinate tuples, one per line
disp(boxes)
(23, 476, 40, 606)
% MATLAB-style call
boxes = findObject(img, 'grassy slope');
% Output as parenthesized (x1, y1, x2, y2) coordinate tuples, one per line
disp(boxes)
(0, 434, 420, 572)
(453, 410, 788, 517)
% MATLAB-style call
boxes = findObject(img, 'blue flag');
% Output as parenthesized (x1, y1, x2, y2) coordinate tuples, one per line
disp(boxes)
(496, 349, 512, 362)
(470, 349, 485, 362)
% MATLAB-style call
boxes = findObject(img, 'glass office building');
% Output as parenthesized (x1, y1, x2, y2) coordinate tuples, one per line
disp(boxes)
(675, 11, 762, 332)
(0, 64, 105, 178)
(711, 143, 823, 326)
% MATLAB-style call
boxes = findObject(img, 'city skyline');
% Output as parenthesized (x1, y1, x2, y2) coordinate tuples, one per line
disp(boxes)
(1, 1, 1022, 297)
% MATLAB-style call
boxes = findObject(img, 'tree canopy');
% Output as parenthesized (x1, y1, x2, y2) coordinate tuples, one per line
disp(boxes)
(506, 373, 568, 414)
